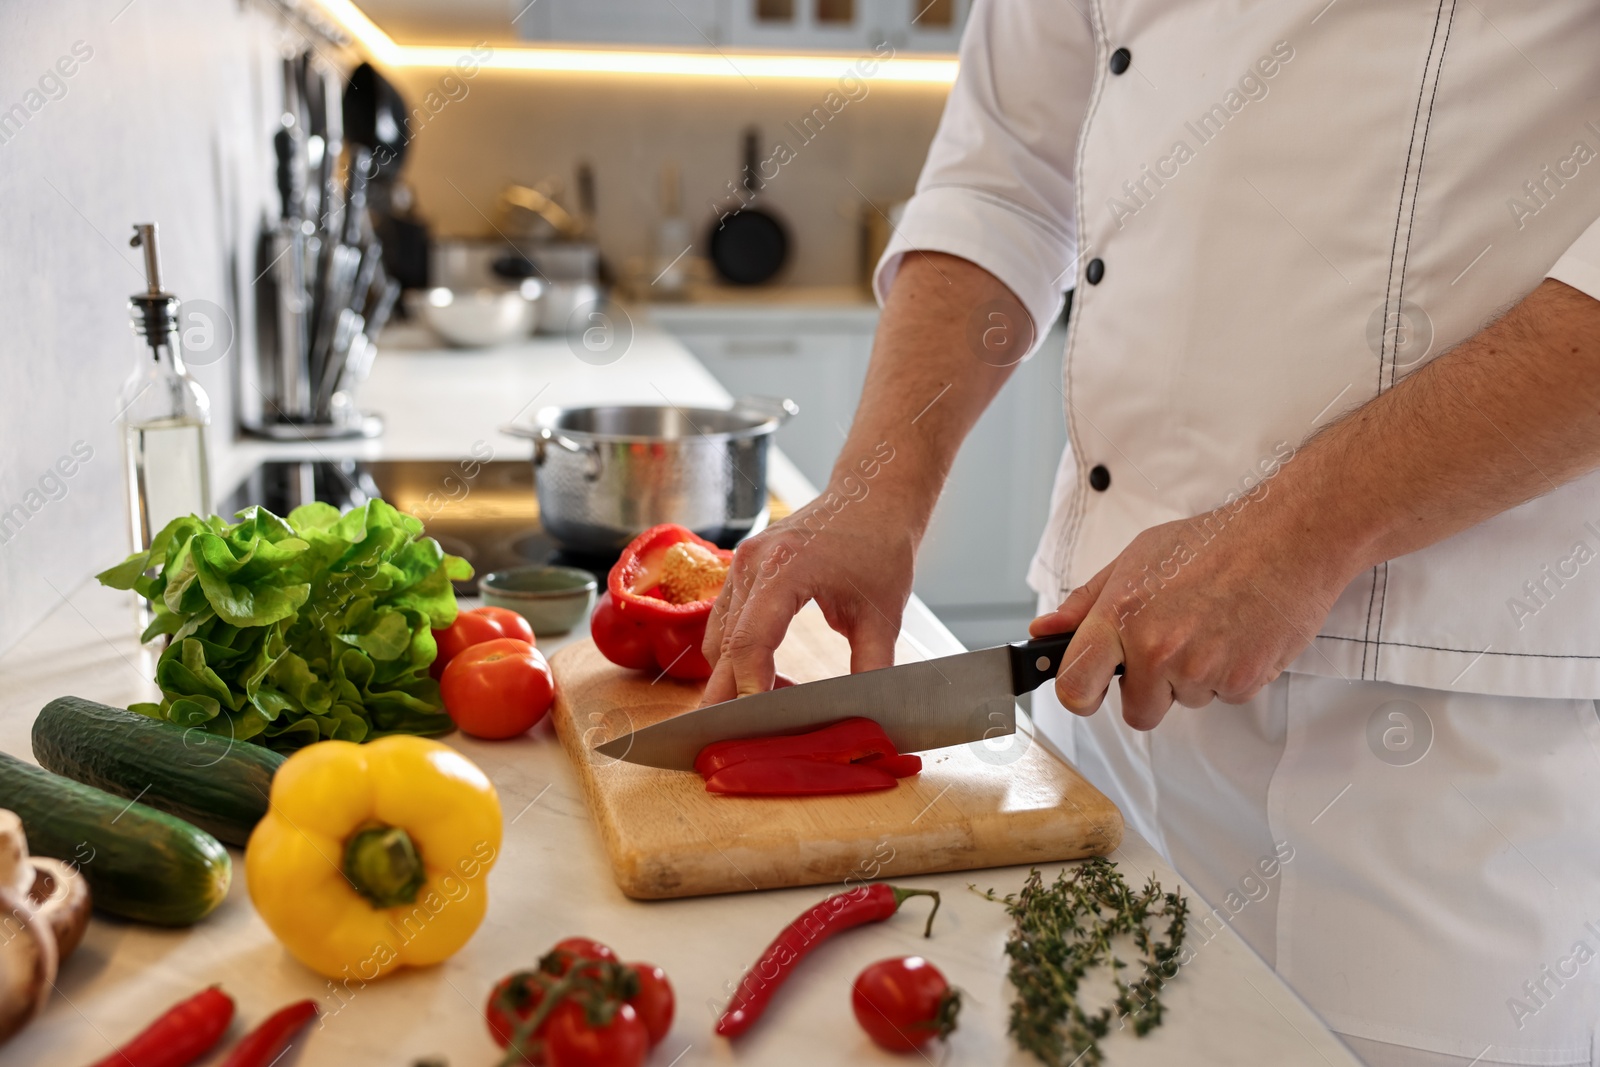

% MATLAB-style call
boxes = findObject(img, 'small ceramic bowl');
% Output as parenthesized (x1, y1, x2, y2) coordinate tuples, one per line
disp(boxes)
(480, 565, 598, 637)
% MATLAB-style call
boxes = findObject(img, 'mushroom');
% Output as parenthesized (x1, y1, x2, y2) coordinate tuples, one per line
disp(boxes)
(0, 809, 92, 1045)
(27, 857, 91, 961)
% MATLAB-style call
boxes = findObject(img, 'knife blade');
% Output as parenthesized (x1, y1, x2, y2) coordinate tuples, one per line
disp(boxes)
(594, 632, 1081, 770)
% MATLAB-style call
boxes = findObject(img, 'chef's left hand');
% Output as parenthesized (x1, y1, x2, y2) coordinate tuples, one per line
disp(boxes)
(1029, 499, 1354, 730)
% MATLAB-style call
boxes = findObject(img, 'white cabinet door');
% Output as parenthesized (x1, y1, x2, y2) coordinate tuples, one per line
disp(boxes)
(667, 325, 871, 490)
(518, 0, 724, 47)
(907, 322, 1067, 644)
(880, 0, 970, 53)
(660, 308, 1068, 651)
(514, 0, 968, 51)
(724, 0, 875, 50)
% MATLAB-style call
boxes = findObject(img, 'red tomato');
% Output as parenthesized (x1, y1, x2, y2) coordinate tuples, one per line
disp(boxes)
(588, 593, 656, 671)
(474, 606, 537, 646)
(625, 962, 674, 1046)
(547, 937, 617, 972)
(485, 971, 549, 1064)
(440, 638, 555, 739)
(851, 957, 960, 1052)
(431, 610, 507, 679)
(543, 1000, 648, 1067)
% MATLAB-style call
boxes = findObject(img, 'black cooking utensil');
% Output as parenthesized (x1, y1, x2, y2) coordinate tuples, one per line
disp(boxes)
(343, 62, 409, 180)
(708, 128, 789, 286)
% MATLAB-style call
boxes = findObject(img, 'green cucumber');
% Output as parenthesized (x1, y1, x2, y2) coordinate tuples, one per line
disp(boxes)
(0, 750, 230, 926)
(32, 696, 283, 846)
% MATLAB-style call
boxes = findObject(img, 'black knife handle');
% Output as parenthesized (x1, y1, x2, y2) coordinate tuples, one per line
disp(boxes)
(1007, 632, 1124, 694)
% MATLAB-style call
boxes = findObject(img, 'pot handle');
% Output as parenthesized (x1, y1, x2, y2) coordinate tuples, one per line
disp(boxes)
(529, 427, 602, 480)
(732, 395, 799, 425)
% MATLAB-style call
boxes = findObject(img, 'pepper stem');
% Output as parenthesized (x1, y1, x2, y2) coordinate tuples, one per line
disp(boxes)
(890, 886, 943, 938)
(343, 824, 426, 908)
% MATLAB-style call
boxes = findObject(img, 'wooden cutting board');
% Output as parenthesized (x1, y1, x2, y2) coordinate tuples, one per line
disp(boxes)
(549, 604, 1122, 900)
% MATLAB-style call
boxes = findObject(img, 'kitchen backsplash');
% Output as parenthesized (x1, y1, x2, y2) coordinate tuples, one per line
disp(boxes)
(384, 62, 948, 288)
(0, 0, 302, 657)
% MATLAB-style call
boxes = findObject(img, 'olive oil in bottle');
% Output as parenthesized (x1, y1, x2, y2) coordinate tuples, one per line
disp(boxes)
(118, 223, 212, 553)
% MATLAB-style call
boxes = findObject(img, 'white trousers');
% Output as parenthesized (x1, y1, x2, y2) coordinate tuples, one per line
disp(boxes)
(1031, 662, 1600, 1067)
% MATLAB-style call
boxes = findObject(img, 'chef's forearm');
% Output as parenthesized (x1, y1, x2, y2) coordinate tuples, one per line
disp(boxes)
(1277, 279, 1600, 578)
(832, 252, 1025, 532)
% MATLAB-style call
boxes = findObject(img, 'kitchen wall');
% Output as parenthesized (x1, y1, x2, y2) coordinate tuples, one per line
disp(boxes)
(0, 0, 322, 657)
(384, 63, 949, 288)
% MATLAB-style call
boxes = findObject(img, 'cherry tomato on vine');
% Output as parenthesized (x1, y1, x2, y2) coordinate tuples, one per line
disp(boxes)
(851, 956, 960, 1052)
(486, 971, 550, 1065)
(624, 962, 674, 1045)
(550, 937, 617, 966)
(543, 1000, 648, 1067)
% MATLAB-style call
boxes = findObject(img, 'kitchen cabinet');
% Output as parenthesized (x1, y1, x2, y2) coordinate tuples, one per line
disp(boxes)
(517, 0, 722, 48)
(516, 0, 969, 52)
(654, 306, 876, 491)
(725, 0, 969, 52)
(651, 300, 1066, 649)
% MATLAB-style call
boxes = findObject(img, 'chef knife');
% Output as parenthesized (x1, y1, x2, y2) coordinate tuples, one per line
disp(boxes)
(594, 631, 1109, 770)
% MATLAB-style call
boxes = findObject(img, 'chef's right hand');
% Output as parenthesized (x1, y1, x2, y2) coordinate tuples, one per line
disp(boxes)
(700, 463, 915, 705)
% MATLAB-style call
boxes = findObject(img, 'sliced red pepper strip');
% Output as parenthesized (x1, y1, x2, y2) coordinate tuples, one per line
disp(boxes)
(716, 884, 941, 1038)
(859, 752, 922, 778)
(219, 999, 318, 1067)
(694, 717, 899, 778)
(705, 756, 897, 796)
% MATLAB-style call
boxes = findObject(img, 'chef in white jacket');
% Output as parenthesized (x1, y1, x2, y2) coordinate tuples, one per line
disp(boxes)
(703, 1, 1600, 1063)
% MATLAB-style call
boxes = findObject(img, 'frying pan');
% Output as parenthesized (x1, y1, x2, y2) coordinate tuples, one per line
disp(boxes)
(708, 128, 790, 286)
(343, 62, 409, 181)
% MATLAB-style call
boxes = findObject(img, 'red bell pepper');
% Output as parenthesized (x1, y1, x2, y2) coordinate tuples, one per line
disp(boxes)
(694, 717, 900, 777)
(592, 525, 733, 680)
(704, 757, 898, 796)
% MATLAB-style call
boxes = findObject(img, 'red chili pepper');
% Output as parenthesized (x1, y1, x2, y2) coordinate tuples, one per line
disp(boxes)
(694, 718, 899, 777)
(705, 756, 898, 796)
(715, 884, 941, 1038)
(595, 525, 732, 680)
(219, 999, 318, 1067)
(87, 986, 235, 1067)
(859, 752, 923, 778)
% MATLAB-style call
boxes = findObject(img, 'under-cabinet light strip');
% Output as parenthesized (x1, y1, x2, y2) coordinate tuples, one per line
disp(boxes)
(311, 0, 959, 83)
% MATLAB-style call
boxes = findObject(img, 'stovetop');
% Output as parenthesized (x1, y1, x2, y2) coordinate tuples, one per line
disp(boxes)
(220, 459, 620, 595)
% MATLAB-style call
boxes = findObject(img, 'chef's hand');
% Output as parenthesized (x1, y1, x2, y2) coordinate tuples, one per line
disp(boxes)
(1029, 498, 1353, 730)
(696, 251, 1029, 706)
(700, 477, 918, 705)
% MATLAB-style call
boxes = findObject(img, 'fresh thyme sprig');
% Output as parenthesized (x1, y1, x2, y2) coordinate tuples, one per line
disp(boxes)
(974, 859, 1189, 1065)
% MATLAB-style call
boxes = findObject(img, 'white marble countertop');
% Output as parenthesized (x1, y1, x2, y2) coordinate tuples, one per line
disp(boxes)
(0, 321, 1360, 1065)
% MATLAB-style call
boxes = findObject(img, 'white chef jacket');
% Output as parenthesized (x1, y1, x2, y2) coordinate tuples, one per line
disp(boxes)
(874, 1, 1600, 1062)
(876, 0, 1600, 700)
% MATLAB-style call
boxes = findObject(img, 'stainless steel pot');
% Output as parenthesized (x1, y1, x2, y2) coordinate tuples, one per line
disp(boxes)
(502, 397, 798, 553)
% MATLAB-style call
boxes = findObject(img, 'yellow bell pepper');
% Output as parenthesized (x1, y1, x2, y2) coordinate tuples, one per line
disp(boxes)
(246, 735, 502, 980)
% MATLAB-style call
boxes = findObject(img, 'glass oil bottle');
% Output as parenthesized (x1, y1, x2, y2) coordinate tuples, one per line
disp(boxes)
(119, 222, 212, 554)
